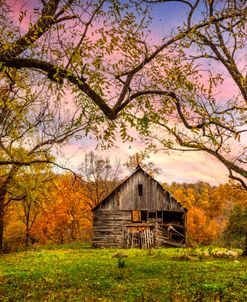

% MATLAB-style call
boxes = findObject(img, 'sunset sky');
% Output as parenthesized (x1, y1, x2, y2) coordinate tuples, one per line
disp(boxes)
(7, 0, 245, 185)
(60, 136, 230, 185)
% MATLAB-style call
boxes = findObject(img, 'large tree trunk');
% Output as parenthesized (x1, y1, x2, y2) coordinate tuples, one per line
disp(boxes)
(243, 233, 247, 256)
(0, 165, 20, 251)
(24, 209, 31, 248)
(0, 196, 4, 251)
(25, 227, 31, 248)
(0, 186, 8, 251)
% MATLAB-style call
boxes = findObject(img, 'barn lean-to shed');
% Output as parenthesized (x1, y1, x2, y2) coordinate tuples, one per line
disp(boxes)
(92, 165, 187, 248)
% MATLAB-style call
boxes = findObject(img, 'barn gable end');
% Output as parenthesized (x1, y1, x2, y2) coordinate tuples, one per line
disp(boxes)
(92, 165, 187, 248)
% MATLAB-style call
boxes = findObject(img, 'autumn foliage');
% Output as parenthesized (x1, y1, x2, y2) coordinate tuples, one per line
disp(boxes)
(4, 174, 92, 250)
(164, 182, 247, 246)
(2, 170, 247, 251)
(33, 175, 92, 245)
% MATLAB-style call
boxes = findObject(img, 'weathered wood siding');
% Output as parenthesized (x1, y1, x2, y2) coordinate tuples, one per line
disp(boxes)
(93, 210, 131, 248)
(92, 167, 187, 248)
(155, 213, 187, 248)
(95, 168, 185, 212)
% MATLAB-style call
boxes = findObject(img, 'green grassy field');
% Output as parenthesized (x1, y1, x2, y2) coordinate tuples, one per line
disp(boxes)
(0, 244, 246, 302)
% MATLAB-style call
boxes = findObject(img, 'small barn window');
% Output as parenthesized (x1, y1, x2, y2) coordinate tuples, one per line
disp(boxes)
(157, 211, 162, 219)
(148, 212, 156, 219)
(132, 210, 141, 222)
(163, 211, 183, 224)
(138, 184, 143, 196)
(141, 211, 148, 222)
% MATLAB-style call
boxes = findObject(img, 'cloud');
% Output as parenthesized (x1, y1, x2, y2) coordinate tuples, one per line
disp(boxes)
(57, 137, 229, 186)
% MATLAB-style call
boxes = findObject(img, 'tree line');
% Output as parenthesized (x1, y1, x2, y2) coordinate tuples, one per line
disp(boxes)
(2, 152, 247, 252)
(0, 1, 246, 250)
(163, 181, 247, 252)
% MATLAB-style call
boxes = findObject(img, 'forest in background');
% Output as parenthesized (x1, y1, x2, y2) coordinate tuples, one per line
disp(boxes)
(2, 152, 247, 252)
(0, 0, 246, 253)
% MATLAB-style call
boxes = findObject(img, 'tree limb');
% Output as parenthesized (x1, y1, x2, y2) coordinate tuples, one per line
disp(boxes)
(0, 57, 116, 119)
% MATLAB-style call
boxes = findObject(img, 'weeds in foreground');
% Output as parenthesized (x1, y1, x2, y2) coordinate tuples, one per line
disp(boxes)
(117, 257, 126, 268)
(0, 245, 246, 301)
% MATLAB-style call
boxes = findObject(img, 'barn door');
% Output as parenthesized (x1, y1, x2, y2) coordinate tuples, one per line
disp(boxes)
(124, 227, 155, 249)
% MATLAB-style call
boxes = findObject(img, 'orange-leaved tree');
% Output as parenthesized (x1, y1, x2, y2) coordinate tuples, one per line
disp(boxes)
(33, 174, 91, 245)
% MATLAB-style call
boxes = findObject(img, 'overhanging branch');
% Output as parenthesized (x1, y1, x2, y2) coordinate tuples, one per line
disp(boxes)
(0, 57, 116, 120)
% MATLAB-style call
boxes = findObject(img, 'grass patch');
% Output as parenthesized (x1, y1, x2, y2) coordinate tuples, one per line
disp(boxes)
(0, 245, 246, 301)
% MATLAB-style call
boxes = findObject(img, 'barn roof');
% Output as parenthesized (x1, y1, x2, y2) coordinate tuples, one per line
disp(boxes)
(93, 165, 187, 212)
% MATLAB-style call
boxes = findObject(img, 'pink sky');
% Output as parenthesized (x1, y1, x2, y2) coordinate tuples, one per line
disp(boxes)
(6, 0, 35, 30)
(5, 0, 245, 185)
(58, 137, 230, 186)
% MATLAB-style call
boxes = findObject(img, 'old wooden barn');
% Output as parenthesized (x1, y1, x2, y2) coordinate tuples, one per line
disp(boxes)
(92, 165, 187, 248)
